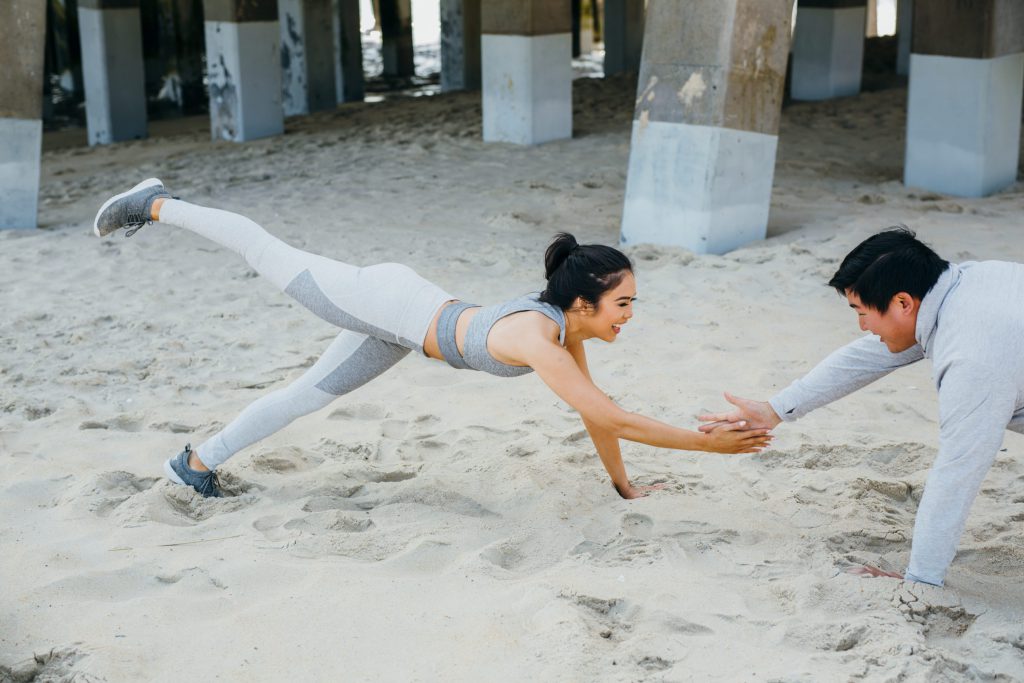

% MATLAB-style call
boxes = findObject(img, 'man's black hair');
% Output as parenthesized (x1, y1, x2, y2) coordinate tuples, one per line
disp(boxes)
(827, 227, 949, 311)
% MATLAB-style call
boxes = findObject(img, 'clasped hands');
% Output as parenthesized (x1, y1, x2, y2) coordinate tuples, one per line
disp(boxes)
(697, 391, 783, 434)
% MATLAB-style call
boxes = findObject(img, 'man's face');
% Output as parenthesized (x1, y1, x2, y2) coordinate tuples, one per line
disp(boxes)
(845, 290, 919, 353)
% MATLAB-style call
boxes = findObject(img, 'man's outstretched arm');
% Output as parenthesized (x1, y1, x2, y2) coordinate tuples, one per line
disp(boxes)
(769, 333, 924, 422)
(904, 362, 1017, 586)
(700, 334, 924, 430)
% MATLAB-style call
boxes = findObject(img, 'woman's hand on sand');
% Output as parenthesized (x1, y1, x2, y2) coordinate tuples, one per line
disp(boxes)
(698, 392, 782, 433)
(701, 420, 773, 454)
(616, 482, 667, 499)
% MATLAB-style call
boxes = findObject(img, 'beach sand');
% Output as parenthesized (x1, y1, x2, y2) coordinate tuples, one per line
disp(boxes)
(2, 75, 1024, 681)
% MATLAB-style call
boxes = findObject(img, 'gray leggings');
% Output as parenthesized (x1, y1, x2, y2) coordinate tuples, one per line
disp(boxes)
(158, 199, 453, 469)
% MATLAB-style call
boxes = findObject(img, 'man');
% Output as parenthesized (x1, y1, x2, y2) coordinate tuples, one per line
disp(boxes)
(700, 228, 1024, 586)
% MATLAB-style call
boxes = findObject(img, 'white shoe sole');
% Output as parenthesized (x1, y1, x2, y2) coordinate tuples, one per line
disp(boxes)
(93, 177, 164, 237)
(163, 458, 186, 485)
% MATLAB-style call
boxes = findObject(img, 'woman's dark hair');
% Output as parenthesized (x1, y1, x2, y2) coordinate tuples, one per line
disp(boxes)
(828, 226, 949, 311)
(539, 233, 633, 310)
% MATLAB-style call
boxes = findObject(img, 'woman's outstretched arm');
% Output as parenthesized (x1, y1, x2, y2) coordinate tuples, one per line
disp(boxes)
(524, 339, 772, 456)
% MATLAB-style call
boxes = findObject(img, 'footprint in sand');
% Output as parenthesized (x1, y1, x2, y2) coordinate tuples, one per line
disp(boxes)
(316, 440, 376, 462)
(147, 421, 196, 434)
(155, 566, 227, 590)
(247, 447, 323, 474)
(301, 486, 366, 513)
(254, 510, 374, 544)
(654, 611, 714, 636)
(637, 656, 673, 672)
(374, 485, 497, 518)
(571, 514, 661, 566)
(284, 510, 374, 533)
(414, 414, 440, 428)
(63, 470, 161, 518)
(327, 402, 387, 421)
(352, 466, 419, 483)
(851, 477, 916, 503)
(561, 592, 637, 642)
(0, 646, 92, 683)
(78, 414, 145, 431)
(621, 513, 654, 540)
(480, 540, 529, 571)
(786, 621, 868, 652)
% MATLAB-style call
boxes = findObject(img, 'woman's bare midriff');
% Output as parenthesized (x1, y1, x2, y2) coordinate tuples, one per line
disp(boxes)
(422, 300, 480, 361)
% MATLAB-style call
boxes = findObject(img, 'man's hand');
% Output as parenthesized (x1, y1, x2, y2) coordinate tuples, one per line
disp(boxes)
(615, 482, 667, 499)
(698, 392, 782, 433)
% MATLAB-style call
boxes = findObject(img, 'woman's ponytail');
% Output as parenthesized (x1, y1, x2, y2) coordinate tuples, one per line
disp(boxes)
(543, 232, 579, 279)
(539, 232, 633, 310)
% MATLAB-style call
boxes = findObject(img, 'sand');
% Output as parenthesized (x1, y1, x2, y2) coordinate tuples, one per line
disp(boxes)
(2, 75, 1024, 681)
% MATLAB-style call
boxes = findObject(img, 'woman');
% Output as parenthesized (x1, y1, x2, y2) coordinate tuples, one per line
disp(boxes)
(93, 179, 772, 499)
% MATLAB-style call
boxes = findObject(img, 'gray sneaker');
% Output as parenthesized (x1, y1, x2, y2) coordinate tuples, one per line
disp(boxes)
(163, 443, 223, 498)
(93, 178, 172, 237)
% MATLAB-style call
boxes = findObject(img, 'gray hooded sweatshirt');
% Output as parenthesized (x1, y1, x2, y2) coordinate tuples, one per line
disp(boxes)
(768, 261, 1024, 586)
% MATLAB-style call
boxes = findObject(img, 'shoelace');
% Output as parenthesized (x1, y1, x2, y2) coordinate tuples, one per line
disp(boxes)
(197, 469, 223, 497)
(124, 194, 176, 238)
(124, 219, 150, 238)
(182, 443, 224, 497)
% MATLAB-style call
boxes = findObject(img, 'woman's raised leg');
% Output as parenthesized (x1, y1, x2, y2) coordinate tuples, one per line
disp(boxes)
(94, 179, 452, 349)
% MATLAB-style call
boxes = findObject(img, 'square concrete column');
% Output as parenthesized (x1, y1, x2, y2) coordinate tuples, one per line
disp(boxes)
(896, 0, 912, 75)
(441, 0, 481, 91)
(604, 0, 645, 76)
(203, 0, 284, 141)
(280, 0, 337, 115)
(380, 0, 414, 77)
(333, 0, 364, 102)
(481, 0, 573, 145)
(620, 0, 793, 254)
(0, 0, 46, 229)
(791, 0, 866, 100)
(904, 0, 1024, 197)
(77, 0, 148, 145)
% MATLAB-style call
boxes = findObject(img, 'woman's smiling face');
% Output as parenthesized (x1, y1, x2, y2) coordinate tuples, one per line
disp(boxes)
(588, 270, 637, 342)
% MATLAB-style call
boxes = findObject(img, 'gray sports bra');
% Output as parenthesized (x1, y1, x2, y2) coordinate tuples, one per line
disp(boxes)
(436, 293, 567, 377)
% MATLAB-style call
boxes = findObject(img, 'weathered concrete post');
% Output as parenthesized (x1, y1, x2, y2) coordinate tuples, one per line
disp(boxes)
(904, 0, 1024, 197)
(0, 0, 46, 229)
(203, 0, 284, 141)
(896, 0, 912, 75)
(280, 0, 337, 115)
(604, 0, 645, 75)
(77, 0, 148, 145)
(481, 0, 572, 145)
(380, 0, 414, 77)
(791, 0, 866, 100)
(441, 0, 481, 91)
(333, 0, 364, 102)
(620, 0, 793, 254)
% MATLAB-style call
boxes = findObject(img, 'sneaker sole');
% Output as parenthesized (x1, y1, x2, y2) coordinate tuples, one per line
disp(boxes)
(93, 177, 164, 237)
(163, 458, 186, 486)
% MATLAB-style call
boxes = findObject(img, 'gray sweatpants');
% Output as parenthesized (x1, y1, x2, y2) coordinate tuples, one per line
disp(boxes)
(158, 199, 453, 469)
